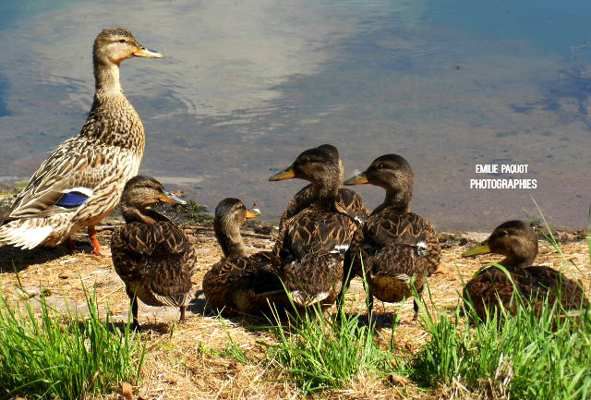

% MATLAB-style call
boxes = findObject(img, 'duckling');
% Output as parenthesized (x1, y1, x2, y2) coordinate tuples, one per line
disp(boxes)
(0, 28, 162, 255)
(278, 144, 368, 230)
(111, 176, 197, 328)
(202, 198, 284, 315)
(269, 144, 363, 307)
(343, 154, 441, 318)
(462, 220, 588, 320)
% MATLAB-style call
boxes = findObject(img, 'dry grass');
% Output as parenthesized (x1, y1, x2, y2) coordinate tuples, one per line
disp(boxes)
(0, 222, 589, 400)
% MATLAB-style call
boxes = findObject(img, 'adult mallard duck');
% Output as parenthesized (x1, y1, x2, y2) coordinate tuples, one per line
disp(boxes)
(111, 176, 197, 328)
(278, 144, 368, 230)
(0, 28, 162, 255)
(202, 198, 284, 315)
(462, 220, 588, 320)
(343, 154, 441, 318)
(269, 144, 364, 307)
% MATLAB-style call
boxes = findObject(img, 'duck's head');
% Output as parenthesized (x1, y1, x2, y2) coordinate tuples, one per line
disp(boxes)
(120, 176, 185, 224)
(93, 28, 162, 67)
(269, 144, 341, 189)
(462, 220, 538, 267)
(344, 154, 414, 209)
(214, 198, 261, 257)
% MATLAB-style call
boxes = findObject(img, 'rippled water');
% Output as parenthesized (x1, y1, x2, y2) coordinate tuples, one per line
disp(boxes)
(0, 0, 590, 229)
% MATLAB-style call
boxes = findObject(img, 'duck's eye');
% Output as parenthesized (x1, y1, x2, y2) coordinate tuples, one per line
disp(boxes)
(118, 39, 126, 43)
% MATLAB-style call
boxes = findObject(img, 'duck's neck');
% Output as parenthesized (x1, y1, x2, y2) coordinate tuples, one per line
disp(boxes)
(214, 218, 245, 257)
(501, 253, 536, 269)
(313, 175, 340, 210)
(94, 58, 122, 98)
(381, 189, 411, 213)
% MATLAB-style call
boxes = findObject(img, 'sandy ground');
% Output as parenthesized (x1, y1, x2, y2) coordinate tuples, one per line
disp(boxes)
(0, 222, 589, 400)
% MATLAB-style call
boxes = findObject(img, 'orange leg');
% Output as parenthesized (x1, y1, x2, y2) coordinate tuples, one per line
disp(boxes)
(88, 225, 102, 256)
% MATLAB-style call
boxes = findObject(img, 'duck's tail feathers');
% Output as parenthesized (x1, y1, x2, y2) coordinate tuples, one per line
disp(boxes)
(0, 221, 54, 250)
(152, 292, 191, 308)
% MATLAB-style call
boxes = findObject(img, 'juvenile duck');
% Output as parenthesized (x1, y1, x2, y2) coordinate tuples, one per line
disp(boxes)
(269, 144, 363, 307)
(462, 220, 588, 320)
(278, 144, 367, 230)
(0, 28, 162, 255)
(343, 154, 441, 318)
(202, 198, 283, 314)
(111, 176, 197, 328)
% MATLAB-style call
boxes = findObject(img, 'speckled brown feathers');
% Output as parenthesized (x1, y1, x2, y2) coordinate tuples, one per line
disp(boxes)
(462, 220, 588, 321)
(269, 145, 364, 307)
(203, 198, 283, 314)
(0, 28, 161, 253)
(203, 251, 283, 314)
(343, 154, 441, 316)
(112, 221, 197, 306)
(348, 211, 440, 301)
(111, 176, 196, 327)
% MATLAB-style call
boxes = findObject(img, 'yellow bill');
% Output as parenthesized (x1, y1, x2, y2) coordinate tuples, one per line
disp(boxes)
(343, 172, 369, 185)
(161, 190, 186, 205)
(245, 208, 261, 219)
(133, 47, 163, 58)
(462, 243, 491, 257)
(269, 166, 296, 181)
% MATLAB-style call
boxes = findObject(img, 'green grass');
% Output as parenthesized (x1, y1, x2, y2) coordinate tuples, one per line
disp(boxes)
(412, 201, 591, 400)
(268, 305, 401, 394)
(412, 300, 591, 400)
(220, 335, 249, 364)
(0, 291, 145, 400)
(180, 200, 213, 224)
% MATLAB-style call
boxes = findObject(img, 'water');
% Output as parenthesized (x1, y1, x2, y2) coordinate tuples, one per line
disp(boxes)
(0, 0, 590, 230)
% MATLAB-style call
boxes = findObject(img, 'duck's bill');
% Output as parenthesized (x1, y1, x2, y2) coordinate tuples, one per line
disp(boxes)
(245, 208, 261, 219)
(133, 47, 163, 58)
(269, 166, 296, 181)
(343, 172, 368, 185)
(162, 191, 187, 205)
(462, 243, 491, 257)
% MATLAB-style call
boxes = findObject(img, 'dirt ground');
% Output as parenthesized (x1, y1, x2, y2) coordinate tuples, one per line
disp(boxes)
(0, 221, 589, 400)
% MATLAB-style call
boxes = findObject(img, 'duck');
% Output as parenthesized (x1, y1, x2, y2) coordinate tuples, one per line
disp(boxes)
(342, 154, 441, 318)
(462, 220, 588, 320)
(111, 176, 197, 328)
(0, 28, 162, 255)
(278, 144, 368, 230)
(269, 144, 364, 307)
(202, 198, 284, 315)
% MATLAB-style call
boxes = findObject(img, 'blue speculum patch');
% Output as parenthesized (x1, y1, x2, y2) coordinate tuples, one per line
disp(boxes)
(56, 191, 90, 208)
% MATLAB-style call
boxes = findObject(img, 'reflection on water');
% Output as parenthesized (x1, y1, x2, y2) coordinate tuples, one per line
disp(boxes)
(0, 0, 590, 229)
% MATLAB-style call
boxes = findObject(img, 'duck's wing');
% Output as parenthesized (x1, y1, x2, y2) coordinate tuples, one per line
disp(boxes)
(112, 222, 196, 305)
(337, 188, 368, 224)
(278, 186, 368, 231)
(463, 267, 519, 320)
(6, 137, 131, 220)
(282, 251, 345, 306)
(363, 211, 441, 275)
(523, 266, 589, 309)
(276, 207, 359, 261)
(203, 251, 283, 312)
